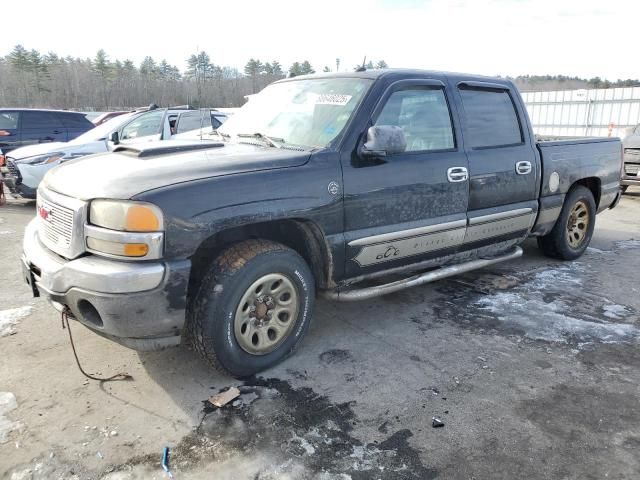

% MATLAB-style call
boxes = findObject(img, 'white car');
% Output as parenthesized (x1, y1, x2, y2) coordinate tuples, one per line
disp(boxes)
(2, 107, 195, 198)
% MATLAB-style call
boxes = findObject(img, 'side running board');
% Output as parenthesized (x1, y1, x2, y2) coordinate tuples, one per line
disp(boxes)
(321, 247, 523, 302)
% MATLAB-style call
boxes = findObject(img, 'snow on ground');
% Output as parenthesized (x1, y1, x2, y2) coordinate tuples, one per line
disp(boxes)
(0, 306, 33, 337)
(474, 264, 640, 345)
(0, 392, 21, 444)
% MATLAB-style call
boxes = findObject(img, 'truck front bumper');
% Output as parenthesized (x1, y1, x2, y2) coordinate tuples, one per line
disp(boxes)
(22, 219, 191, 351)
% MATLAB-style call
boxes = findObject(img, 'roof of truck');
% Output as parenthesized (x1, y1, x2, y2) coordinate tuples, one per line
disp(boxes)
(276, 68, 514, 86)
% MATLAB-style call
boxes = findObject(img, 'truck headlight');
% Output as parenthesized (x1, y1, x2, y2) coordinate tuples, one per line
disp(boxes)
(86, 200, 164, 259)
(90, 200, 163, 232)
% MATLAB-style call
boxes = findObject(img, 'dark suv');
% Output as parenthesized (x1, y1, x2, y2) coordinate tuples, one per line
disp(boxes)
(0, 109, 94, 154)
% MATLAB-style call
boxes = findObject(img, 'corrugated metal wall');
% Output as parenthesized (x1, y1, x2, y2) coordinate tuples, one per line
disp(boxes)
(521, 87, 640, 138)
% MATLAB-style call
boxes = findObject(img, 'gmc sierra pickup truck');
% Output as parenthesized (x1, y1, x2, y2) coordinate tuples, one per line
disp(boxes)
(21, 69, 623, 377)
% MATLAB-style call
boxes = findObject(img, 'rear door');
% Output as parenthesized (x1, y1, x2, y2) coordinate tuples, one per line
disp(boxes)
(0, 111, 21, 152)
(453, 81, 539, 250)
(342, 79, 469, 277)
(56, 112, 94, 140)
(20, 111, 67, 146)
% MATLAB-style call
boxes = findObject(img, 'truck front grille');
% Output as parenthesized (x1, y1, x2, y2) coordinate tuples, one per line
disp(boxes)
(39, 199, 74, 249)
(624, 164, 639, 176)
(36, 188, 87, 259)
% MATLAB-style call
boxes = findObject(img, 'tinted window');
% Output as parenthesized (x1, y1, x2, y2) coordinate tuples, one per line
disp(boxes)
(22, 111, 63, 129)
(121, 110, 164, 140)
(459, 88, 522, 148)
(0, 112, 19, 130)
(375, 88, 454, 152)
(57, 112, 93, 128)
(177, 112, 210, 134)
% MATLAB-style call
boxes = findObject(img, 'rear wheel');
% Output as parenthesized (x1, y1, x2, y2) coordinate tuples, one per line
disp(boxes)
(187, 239, 315, 378)
(537, 185, 596, 260)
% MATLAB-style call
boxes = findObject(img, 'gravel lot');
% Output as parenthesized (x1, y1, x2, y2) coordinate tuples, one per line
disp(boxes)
(1, 191, 640, 480)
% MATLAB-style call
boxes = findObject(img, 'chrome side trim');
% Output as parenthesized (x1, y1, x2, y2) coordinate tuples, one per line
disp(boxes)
(464, 212, 535, 244)
(323, 246, 523, 301)
(85, 224, 164, 260)
(349, 219, 467, 247)
(468, 208, 533, 225)
(353, 227, 466, 267)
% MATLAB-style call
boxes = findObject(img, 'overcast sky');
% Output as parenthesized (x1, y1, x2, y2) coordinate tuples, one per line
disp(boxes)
(3, 0, 637, 79)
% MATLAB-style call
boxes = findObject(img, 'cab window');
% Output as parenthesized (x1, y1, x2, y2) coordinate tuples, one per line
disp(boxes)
(375, 88, 455, 152)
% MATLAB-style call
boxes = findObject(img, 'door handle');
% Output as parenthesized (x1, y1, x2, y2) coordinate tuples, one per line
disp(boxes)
(447, 166, 468, 183)
(516, 161, 532, 175)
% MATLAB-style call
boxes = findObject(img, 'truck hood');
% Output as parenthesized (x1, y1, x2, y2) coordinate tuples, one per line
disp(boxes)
(8, 142, 67, 161)
(42, 141, 312, 201)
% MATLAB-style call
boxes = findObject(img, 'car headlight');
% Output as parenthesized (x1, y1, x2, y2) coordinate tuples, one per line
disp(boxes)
(87, 200, 164, 259)
(90, 200, 163, 232)
(22, 152, 64, 165)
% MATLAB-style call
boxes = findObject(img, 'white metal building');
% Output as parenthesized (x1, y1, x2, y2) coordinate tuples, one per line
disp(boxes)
(521, 86, 640, 138)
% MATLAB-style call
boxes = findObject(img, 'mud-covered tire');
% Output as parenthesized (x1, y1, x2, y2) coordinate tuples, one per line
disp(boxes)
(187, 239, 315, 378)
(537, 185, 596, 260)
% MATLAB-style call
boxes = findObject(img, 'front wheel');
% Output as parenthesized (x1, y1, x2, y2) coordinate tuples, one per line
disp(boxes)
(537, 185, 596, 260)
(187, 239, 315, 378)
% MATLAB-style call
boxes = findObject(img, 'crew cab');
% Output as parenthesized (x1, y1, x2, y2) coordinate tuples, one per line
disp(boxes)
(21, 70, 622, 377)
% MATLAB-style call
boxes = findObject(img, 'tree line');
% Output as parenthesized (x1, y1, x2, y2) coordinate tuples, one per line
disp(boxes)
(0, 45, 390, 111)
(1, 44, 637, 110)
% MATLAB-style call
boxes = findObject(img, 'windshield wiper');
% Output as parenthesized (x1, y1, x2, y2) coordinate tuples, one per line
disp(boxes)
(237, 132, 284, 148)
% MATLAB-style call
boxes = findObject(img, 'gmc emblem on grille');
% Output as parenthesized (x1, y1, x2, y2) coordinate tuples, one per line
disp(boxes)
(38, 206, 51, 221)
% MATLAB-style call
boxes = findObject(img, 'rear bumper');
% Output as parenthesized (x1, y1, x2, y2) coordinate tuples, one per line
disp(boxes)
(22, 219, 191, 351)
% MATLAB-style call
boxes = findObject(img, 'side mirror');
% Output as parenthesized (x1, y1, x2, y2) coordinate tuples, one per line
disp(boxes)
(361, 125, 406, 157)
(110, 131, 120, 145)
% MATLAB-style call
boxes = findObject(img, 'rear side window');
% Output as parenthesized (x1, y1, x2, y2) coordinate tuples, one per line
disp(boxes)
(459, 88, 522, 148)
(375, 88, 455, 152)
(0, 112, 19, 130)
(22, 111, 63, 129)
(176, 112, 209, 134)
(57, 112, 93, 128)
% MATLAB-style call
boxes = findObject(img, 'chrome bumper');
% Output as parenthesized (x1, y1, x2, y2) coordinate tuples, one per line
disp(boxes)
(22, 218, 191, 350)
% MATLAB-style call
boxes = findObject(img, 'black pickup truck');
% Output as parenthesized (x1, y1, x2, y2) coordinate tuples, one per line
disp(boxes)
(22, 69, 622, 377)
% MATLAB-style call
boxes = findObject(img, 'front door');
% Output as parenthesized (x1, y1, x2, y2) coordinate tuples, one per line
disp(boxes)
(342, 79, 469, 278)
(453, 81, 539, 250)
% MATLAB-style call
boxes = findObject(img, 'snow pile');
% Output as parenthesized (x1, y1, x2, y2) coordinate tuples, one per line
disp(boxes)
(0, 392, 20, 444)
(0, 306, 33, 337)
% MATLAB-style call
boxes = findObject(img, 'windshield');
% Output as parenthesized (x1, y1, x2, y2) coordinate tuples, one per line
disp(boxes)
(218, 77, 373, 149)
(69, 112, 137, 144)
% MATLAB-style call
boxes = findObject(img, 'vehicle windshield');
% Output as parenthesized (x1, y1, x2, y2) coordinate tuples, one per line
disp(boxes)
(69, 112, 137, 144)
(218, 77, 373, 149)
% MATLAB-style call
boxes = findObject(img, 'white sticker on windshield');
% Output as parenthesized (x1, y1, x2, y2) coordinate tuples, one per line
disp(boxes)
(316, 94, 352, 106)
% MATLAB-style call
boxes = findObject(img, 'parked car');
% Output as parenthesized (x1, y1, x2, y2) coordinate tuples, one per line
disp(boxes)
(622, 124, 640, 193)
(21, 69, 622, 377)
(91, 111, 129, 126)
(2, 106, 196, 198)
(0, 109, 94, 154)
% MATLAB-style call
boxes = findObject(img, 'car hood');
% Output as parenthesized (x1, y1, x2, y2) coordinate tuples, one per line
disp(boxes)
(8, 142, 67, 161)
(42, 141, 312, 201)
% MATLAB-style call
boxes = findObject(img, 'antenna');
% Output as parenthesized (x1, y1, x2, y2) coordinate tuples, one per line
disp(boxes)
(355, 56, 367, 72)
